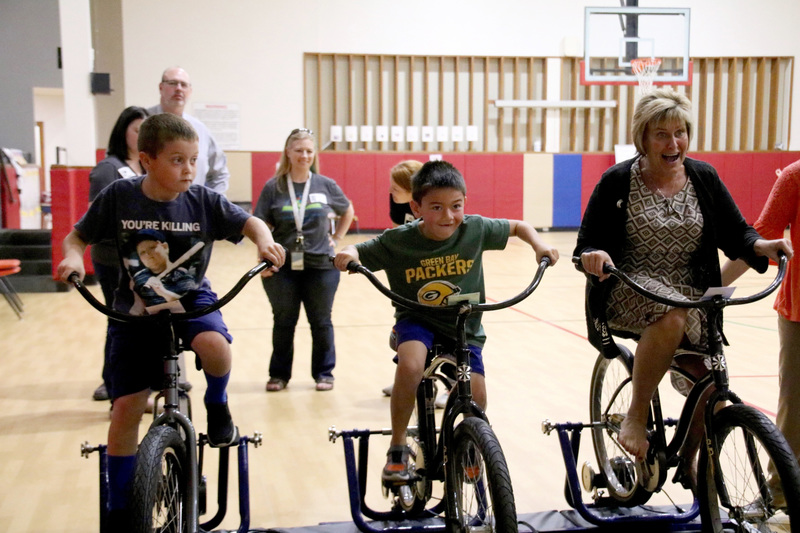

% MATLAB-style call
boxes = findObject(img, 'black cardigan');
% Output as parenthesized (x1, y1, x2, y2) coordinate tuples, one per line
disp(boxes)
(573, 156, 768, 357)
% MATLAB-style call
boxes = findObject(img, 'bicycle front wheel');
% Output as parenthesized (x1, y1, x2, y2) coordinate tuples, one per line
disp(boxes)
(446, 417, 517, 533)
(589, 351, 652, 506)
(698, 403, 800, 533)
(130, 425, 189, 533)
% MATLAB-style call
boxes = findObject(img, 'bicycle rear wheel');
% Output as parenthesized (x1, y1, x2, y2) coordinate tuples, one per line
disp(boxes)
(589, 350, 653, 506)
(446, 417, 516, 533)
(130, 425, 189, 533)
(698, 403, 800, 533)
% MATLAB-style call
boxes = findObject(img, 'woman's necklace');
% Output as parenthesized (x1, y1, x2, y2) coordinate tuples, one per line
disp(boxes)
(641, 163, 685, 200)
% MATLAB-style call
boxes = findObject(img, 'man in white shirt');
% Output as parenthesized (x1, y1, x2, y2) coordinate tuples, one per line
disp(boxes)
(148, 66, 230, 193)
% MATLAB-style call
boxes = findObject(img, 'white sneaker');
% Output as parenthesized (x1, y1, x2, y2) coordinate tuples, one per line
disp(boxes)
(382, 384, 393, 396)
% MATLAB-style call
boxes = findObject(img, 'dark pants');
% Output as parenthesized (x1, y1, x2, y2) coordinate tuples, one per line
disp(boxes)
(93, 261, 120, 388)
(262, 267, 340, 382)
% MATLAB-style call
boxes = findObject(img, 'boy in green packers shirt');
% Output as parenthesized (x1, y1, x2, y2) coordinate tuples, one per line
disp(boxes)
(333, 160, 559, 484)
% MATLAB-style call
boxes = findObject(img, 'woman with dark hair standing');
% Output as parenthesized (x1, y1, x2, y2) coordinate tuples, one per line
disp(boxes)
(255, 128, 355, 392)
(90, 106, 149, 402)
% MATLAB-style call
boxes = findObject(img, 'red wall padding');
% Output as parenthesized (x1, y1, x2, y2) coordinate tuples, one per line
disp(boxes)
(50, 166, 94, 279)
(251, 152, 525, 229)
(250, 152, 282, 209)
(580, 154, 616, 216)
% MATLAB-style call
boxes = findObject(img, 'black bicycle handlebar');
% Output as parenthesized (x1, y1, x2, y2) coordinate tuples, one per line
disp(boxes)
(343, 256, 551, 315)
(572, 254, 787, 309)
(68, 260, 273, 323)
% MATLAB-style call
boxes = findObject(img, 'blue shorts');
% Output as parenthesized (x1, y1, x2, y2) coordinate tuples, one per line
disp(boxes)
(392, 318, 485, 376)
(107, 295, 232, 399)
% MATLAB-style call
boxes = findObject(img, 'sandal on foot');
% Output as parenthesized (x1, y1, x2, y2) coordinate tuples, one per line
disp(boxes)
(266, 378, 287, 392)
(315, 377, 334, 391)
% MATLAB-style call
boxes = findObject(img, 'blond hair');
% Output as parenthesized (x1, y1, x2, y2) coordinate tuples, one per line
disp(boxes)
(390, 160, 423, 192)
(275, 129, 318, 192)
(631, 88, 693, 156)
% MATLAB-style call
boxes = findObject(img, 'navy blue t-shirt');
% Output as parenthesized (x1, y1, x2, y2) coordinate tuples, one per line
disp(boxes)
(75, 176, 250, 315)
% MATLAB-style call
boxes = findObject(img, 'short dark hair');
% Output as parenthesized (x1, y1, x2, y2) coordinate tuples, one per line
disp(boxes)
(137, 113, 198, 158)
(107, 106, 149, 161)
(411, 161, 467, 203)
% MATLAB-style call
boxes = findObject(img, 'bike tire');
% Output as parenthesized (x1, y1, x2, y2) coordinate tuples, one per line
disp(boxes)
(130, 425, 189, 533)
(589, 351, 653, 506)
(446, 417, 517, 533)
(698, 403, 800, 533)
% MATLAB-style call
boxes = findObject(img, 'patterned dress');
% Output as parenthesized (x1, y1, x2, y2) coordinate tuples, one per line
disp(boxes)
(606, 157, 708, 350)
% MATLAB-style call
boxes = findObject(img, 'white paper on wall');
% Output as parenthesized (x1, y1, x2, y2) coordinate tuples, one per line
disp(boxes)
(360, 126, 374, 142)
(391, 126, 404, 142)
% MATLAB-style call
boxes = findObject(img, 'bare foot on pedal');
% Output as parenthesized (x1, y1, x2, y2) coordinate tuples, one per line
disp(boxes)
(619, 416, 648, 461)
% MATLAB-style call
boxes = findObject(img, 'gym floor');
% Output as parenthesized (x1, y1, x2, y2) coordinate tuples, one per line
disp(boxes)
(0, 230, 784, 532)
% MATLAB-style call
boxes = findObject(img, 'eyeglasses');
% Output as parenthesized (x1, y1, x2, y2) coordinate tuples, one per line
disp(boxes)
(162, 79, 192, 89)
(291, 128, 314, 136)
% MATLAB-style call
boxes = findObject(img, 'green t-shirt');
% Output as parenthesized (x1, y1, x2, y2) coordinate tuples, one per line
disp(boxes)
(355, 215, 510, 347)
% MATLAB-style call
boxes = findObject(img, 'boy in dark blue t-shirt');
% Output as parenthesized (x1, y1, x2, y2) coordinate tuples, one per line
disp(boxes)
(58, 113, 285, 527)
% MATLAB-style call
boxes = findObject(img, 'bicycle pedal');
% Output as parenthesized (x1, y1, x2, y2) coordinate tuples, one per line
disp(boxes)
(382, 474, 420, 490)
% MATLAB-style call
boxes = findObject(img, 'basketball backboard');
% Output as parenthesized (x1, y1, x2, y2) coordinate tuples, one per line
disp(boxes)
(583, 6, 691, 85)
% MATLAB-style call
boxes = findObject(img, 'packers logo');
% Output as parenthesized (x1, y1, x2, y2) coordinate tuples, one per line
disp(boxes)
(417, 280, 461, 306)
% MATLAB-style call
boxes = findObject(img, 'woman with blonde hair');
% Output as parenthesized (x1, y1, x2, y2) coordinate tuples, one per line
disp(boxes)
(254, 128, 355, 392)
(575, 88, 791, 472)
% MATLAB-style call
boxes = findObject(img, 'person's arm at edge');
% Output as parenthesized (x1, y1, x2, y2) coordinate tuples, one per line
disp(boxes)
(242, 217, 285, 276)
(508, 219, 559, 265)
(57, 229, 89, 282)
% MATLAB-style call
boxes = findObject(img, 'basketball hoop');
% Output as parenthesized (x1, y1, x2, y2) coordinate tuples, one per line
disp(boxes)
(631, 57, 662, 94)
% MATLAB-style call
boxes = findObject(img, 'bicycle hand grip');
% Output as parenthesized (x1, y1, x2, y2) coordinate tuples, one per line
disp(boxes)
(327, 255, 362, 273)
(571, 255, 613, 275)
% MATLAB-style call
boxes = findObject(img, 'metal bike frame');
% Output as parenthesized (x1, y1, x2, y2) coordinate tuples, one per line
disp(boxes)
(331, 333, 487, 533)
(331, 258, 551, 533)
(73, 262, 269, 533)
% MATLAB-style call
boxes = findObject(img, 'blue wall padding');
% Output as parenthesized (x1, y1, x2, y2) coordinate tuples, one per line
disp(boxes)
(552, 154, 582, 227)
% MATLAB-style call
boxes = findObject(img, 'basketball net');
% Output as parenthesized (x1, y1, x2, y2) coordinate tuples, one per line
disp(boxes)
(631, 57, 662, 95)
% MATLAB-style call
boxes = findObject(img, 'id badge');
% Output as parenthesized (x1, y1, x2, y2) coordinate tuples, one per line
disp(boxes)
(291, 251, 304, 271)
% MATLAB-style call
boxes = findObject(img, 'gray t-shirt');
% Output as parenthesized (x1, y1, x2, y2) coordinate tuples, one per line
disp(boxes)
(254, 173, 350, 269)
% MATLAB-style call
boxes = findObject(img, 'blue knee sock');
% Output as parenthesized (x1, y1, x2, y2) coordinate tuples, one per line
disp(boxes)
(204, 371, 230, 404)
(108, 454, 136, 511)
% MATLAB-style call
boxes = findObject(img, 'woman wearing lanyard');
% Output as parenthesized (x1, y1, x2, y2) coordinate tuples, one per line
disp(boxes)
(254, 128, 355, 392)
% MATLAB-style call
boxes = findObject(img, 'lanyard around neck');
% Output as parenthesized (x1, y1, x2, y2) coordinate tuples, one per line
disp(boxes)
(286, 172, 312, 240)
